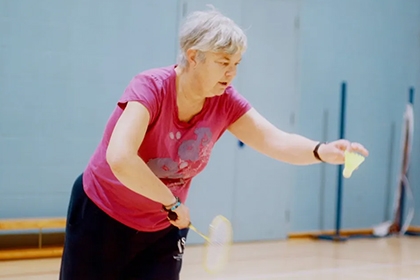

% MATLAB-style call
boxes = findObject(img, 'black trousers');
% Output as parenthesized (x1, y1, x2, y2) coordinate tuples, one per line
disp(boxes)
(59, 174, 189, 280)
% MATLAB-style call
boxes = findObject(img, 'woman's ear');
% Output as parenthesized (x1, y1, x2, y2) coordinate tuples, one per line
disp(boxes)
(186, 49, 198, 68)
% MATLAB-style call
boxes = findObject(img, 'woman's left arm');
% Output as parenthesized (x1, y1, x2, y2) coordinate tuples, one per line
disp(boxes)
(227, 108, 369, 165)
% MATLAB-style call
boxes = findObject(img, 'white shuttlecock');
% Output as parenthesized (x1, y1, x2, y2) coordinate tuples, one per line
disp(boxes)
(343, 150, 365, 178)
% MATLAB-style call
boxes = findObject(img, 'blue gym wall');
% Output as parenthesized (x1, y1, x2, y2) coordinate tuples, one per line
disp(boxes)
(1, 0, 420, 237)
(0, 0, 180, 217)
(293, 0, 420, 231)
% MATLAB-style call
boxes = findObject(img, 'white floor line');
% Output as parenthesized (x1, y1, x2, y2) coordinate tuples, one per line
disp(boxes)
(216, 260, 420, 280)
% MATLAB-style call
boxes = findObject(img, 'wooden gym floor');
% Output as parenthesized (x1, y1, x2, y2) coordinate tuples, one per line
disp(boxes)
(0, 236, 419, 279)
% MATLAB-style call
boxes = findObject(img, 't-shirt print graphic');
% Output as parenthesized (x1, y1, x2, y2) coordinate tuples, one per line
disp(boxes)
(146, 127, 213, 183)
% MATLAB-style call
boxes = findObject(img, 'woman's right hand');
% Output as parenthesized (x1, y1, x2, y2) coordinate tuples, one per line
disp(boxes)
(168, 203, 191, 229)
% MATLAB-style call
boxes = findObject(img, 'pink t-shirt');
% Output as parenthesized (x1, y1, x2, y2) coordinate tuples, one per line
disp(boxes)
(83, 65, 251, 232)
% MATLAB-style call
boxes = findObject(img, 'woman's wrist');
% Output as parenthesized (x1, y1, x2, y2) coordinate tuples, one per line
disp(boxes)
(313, 142, 326, 162)
(163, 197, 181, 211)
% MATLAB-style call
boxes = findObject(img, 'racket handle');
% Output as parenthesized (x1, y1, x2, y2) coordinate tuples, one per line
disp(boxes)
(168, 212, 200, 237)
(167, 211, 178, 221)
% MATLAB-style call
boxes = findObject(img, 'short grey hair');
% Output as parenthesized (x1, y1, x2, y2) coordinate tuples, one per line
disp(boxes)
(177, 6, 247, 68)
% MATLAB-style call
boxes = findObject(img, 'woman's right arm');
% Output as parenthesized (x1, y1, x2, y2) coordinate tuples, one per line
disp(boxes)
(106, 101, 190, 228)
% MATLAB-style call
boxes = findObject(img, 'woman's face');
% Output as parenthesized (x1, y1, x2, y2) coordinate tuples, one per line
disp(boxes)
(187, 50, 242, 98)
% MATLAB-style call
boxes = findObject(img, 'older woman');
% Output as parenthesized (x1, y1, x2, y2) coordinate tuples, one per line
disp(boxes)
(59, 7, 368, 280)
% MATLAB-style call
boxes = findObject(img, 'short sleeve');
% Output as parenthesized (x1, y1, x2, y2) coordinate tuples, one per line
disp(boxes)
(117, 74, 161, 124)
(223, 86, 252, 127)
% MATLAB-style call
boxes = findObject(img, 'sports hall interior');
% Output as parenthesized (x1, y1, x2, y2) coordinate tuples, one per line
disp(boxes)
(1, 0, 420, 279)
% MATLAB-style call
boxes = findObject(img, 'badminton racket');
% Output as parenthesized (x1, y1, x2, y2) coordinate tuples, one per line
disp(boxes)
(168, 211, 233, 273)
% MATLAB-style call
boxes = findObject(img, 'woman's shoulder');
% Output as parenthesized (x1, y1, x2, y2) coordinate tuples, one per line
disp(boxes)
(219, 84, 248, 104)
(132, 65, 176, 90)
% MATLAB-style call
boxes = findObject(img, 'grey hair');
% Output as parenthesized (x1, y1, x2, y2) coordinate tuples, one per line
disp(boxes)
(177, 6, 247, 68)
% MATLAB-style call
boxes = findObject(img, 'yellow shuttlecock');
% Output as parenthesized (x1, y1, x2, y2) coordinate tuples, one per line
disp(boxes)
(343, 150, 365, 178)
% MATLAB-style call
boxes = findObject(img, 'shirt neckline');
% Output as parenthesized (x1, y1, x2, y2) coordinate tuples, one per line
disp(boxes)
(169, 65, 210, 128)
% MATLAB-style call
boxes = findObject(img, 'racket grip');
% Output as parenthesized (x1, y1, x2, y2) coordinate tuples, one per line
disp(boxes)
(167, 211, 178, 221)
